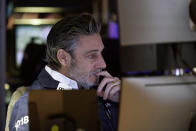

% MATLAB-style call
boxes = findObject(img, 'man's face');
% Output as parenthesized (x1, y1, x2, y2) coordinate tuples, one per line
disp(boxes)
(68, 33, 106, 89)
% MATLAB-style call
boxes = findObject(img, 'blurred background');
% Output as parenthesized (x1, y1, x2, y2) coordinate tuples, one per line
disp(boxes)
(1, 0, 196, 130)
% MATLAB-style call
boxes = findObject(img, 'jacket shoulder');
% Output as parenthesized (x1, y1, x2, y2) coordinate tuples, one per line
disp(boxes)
(5, 86, 29, 131)
(9, 92, 29, 131)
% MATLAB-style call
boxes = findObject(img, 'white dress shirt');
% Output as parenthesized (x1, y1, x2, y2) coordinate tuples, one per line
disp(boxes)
(45, 65, 78, 90)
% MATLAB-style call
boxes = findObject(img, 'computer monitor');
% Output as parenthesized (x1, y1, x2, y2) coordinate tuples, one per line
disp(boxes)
(117, 0, 196, 46)
(29, 90, 99, 131)
(118, 75, 196, 131)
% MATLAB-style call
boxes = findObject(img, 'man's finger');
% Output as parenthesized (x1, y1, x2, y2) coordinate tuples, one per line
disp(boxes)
(97, 77, 114, 94)
(109, 85, 120, 102)
(109, 84, 120, 97)
(96, 71, 112, 77)
(103, 80, 120, 100)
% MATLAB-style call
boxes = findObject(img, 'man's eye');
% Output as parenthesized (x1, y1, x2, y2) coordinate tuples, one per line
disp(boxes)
(88, 54, 97, 59)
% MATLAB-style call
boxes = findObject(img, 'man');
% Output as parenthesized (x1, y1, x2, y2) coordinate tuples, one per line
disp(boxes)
(9, 13, 121, 131)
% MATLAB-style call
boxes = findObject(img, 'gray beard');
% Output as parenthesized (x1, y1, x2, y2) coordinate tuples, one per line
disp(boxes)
(67, 59, 101, 89)
(68, 70, 100, 90)
(69, 72, 99, 90)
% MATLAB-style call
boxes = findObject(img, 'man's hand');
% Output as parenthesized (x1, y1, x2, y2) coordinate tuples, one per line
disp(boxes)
(96, 71, 121, 103)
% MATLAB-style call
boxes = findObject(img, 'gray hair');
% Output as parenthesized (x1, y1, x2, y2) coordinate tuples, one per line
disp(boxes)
(46, 13, 101, 70)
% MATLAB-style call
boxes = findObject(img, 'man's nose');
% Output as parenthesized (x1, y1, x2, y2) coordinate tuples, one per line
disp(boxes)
(96, 55, 106, 69)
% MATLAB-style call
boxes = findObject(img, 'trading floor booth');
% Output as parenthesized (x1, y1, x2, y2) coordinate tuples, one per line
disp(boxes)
(29, 90, 99, 131)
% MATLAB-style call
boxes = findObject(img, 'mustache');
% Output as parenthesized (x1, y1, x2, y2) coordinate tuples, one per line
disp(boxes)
(89, 69, 103, 76)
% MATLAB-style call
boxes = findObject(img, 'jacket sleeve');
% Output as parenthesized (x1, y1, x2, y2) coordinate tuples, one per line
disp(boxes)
(9, 93, 29, 131)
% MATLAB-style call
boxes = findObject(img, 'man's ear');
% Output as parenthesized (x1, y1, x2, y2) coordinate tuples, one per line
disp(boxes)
(57, 49, 71, 67)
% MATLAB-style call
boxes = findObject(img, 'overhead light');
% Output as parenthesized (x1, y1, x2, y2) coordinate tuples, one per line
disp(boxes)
(14, 7, 65, 13)
(14, 18, 61, 25)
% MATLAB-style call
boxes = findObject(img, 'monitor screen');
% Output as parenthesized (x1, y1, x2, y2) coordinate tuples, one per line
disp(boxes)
(118, 75, 196, 131)
(15, 25, 52, 67)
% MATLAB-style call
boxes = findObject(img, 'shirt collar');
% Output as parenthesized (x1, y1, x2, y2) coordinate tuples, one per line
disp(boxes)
(45, 65, 78, 90)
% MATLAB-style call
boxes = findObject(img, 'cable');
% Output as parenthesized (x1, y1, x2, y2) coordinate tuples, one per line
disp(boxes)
(172, 44, 196, 77)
